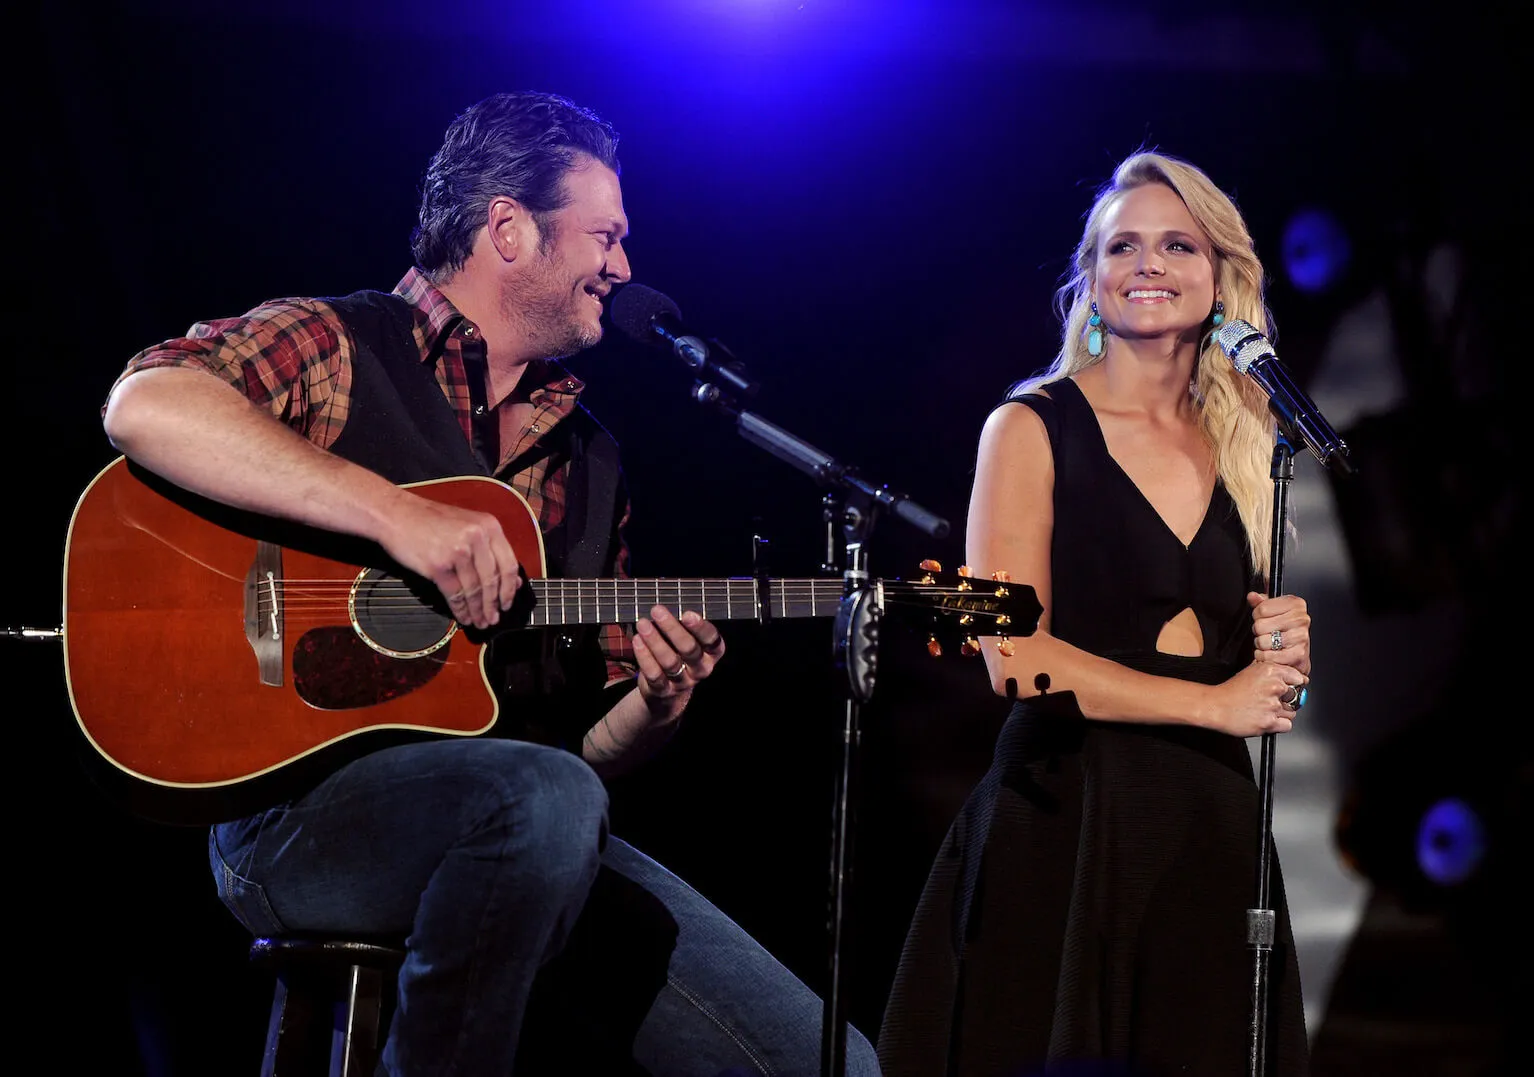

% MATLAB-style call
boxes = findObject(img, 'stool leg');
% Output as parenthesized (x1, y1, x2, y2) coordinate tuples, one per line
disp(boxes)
(333, 964, 389, 1077)
(264, 972, 329, 1077)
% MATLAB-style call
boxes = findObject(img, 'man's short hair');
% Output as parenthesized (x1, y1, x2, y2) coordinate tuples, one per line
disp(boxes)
(410, 91, 621, 277)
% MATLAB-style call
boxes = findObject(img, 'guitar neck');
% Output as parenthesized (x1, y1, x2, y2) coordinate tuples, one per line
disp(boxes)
(524, 577, 847, 626)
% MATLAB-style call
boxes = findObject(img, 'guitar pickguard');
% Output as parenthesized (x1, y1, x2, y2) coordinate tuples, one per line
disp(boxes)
(292, 625, 449, 711)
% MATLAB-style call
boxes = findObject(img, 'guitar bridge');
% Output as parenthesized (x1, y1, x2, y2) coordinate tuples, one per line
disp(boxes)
(244, 541, 284, 686)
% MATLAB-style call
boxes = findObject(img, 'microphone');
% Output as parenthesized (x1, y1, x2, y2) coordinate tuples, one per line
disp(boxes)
(609, 283, 759, 401)
(1215, 319, 1354, 476)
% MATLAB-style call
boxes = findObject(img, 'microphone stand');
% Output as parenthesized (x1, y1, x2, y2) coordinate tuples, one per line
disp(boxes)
(1248, 425, 1303, 1077)
(1219, 317, 1355, 1075)
(684, 380, 948, 1077)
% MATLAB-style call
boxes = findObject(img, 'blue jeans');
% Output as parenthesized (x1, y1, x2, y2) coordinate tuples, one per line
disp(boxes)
(210, 738, 879, 1076)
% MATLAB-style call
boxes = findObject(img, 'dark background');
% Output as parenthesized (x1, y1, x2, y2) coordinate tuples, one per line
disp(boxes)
(10, 1, 1524, 1073)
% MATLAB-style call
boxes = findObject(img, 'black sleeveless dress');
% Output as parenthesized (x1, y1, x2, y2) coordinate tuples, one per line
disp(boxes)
(878, 378, 1309, 1077)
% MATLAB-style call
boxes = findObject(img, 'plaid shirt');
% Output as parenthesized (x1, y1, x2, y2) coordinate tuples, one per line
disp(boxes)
(113, 267, 637, 686)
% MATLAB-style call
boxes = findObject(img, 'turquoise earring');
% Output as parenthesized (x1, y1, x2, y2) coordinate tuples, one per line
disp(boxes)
(1087, 302, 1104, 357)
(1211, 299, 1225, 327)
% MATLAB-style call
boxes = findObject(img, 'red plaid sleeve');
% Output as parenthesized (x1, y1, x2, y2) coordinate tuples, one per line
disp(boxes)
(107, 298, 352, 449)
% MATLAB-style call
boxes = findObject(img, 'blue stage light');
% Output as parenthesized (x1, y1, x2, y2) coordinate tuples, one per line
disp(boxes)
(1281, 206, 1351, 294)
(1415, 797, 1485, 886)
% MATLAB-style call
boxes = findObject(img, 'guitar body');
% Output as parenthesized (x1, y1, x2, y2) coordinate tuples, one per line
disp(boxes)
(60, 457, 1038, 825)
(64, 457, 546, 824)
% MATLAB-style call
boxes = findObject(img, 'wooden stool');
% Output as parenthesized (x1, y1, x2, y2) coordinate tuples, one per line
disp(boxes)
(249, 935, 407, 1077)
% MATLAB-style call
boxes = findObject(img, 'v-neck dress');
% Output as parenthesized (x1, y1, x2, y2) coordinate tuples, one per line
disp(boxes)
(878, 378, 1309, 1077)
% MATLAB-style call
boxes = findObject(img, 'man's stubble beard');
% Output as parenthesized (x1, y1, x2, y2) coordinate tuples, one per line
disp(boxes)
(500, 257, 601, 361)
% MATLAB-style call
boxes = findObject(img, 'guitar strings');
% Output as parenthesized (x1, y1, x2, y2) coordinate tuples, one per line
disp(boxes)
(256, 578, 1009, 623)
(259, 580, 996, 597)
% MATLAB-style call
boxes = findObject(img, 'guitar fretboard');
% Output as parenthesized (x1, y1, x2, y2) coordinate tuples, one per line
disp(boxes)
(524, 578, 846, 626)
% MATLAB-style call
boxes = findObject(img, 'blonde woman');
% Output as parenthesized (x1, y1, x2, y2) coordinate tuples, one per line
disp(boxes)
(878, 152, 1312, 1077)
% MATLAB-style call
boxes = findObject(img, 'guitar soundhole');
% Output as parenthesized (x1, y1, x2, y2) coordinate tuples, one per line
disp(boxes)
(350, 568, 455, 658)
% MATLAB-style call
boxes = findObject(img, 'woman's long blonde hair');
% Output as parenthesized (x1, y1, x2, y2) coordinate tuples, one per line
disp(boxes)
(1011, 151, 1280, 580)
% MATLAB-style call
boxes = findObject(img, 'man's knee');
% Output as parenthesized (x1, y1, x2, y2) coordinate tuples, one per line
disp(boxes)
(521, 745, 608, 829)
(478, 744, 608, 879)
(845, 1025, 884, 1077)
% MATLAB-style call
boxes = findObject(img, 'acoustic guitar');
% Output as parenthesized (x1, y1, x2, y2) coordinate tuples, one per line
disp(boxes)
(62, 456, 1038, 824)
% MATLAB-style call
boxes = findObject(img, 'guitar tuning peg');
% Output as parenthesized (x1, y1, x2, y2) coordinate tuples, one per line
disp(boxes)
(960, 636, 980, 657)
(997, 637, 1016, 657)
(926, 633, 943, 658)
(991, 569, 1012, 582)
(919, 558, 943, 572)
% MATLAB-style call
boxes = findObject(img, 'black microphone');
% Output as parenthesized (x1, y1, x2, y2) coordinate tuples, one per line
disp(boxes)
(1216, 319, 1354, 476)
(609, 283, 759, 401)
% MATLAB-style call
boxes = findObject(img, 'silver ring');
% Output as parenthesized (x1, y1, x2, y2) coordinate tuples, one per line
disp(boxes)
(1280, 685, 1302, 708)
(664, 662, 687, 681)
(1270, 630, 1284, 651)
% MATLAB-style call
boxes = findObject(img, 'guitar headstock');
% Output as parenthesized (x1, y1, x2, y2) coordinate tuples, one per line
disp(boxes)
(882, 560, 1043, 658)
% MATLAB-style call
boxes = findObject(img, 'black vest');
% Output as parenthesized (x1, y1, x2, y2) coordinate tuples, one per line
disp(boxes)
(325, 289, 629, 747)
